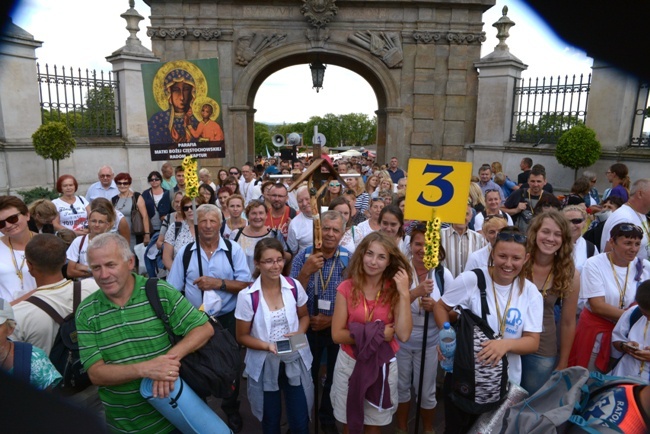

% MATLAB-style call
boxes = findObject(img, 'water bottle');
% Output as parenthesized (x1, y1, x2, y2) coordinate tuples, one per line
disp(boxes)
(440, 322, 456, 372)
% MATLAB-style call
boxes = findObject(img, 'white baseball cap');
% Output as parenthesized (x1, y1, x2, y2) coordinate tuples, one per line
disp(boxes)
(0, 298, 15, 325)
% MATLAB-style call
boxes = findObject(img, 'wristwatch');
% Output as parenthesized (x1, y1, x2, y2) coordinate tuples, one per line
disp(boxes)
(220, 279, 226, 291)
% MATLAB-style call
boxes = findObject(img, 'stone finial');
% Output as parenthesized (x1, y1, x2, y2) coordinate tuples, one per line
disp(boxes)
(492, 5, 515, 51)
(121, 1, 145, 48)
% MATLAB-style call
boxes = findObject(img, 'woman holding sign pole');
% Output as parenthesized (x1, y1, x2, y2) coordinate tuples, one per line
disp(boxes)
(235, 238, 313, 434)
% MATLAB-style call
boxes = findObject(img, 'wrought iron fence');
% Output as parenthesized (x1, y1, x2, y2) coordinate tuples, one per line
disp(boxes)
(630, 82, 649, 147)
(511, 74, 591, 144)
(37, 64, 121, 137)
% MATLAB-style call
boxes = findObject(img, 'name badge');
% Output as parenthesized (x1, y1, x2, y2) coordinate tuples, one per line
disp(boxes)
(318, 299, 331, 311)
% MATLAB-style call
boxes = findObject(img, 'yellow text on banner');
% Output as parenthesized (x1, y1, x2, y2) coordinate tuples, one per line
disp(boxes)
(404, 159, 473, 224)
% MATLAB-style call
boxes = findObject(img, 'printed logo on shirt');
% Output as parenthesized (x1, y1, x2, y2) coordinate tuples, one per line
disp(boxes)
(505, 308, 523, 336)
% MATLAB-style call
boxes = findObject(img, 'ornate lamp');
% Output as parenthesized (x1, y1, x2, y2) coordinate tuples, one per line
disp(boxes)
(310, 61, 326, 92)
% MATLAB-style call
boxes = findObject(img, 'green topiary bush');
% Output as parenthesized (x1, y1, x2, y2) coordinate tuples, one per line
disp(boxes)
(32, 121, 76, 185)
(17, 186, 59, 204)
(555, 125, 602, 180)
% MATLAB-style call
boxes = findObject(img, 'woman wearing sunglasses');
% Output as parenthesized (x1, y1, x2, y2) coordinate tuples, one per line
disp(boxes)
(141, 170, 172, 237)
(520, 211, 580, 395)
(434, 226, 543, 433)
(0, 196, 37, 301)
(161, 195, 206, 271)
(321, 180, 342, 207)
(563, 205, 598, 272)
(570, 222, 650, 373)
(111, 172, 151, 250)
(52, 174, 91, 236)
(234, 238, 313, 434)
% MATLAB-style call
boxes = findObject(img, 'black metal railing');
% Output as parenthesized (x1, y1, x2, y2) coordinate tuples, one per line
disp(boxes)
(630, 82, 649, 147)
(511, 74, 591, 145)
(37, 64, 121, 137)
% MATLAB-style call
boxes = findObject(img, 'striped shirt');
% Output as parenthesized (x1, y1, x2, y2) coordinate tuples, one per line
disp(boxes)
(76, 274, 208, 434)
(440, 226, 487, 278)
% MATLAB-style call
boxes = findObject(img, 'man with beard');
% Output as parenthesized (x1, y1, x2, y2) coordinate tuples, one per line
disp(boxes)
(503, 166, 556, 234)
(264, 183, 297, 242)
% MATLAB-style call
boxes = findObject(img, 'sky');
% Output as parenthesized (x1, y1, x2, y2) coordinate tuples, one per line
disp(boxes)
(9, 0, 593, 125)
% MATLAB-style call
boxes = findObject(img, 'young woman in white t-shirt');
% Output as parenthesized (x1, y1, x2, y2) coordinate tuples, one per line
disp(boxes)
(434, 226, 543, 433)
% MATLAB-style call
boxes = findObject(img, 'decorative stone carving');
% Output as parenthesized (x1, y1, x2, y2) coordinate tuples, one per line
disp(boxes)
(412, 31, 486, 45)
(147, 27, 222, 40)
(301, 0, 338, 28)
(147, 27, 187, 40)
(235, 33, 288, 66)
(306, 27, 330, 49)
(192, 28, 222, 41)
(349, 31, 403, 68)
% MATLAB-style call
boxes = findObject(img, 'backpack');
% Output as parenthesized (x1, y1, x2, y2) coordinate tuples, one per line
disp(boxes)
(181, 239, 234, 294)
(585, 239, 596, 258)
(450, 268, 509, 415)
(482, 367, 647, 434)
(145, 278, 242, 400)
(26, 281, 91, 395)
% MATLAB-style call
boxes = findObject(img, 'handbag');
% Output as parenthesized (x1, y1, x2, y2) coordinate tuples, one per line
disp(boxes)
(144, 278, 242, 399)
(131, 192, 146, 236)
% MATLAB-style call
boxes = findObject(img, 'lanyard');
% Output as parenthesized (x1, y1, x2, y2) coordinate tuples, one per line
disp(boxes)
(640, 320, 650, 376)
(317, 249, 339, 300)
(363, 288, 382, 323)
(540, 271, 553, 298)
(608, 253, 630, 309)
(491, 278, 515, 338)
(270, 208, 287, 231)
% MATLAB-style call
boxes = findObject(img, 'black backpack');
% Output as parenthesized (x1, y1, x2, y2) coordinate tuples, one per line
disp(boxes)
(450, 269, 509, 415)
(145, 278, 242, 399)
(26, 281, 91, 395)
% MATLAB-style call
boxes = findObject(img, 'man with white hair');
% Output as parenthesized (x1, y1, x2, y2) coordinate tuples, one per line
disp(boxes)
(239, 162, 262, 206)
(287, 185, 315, 256)
(198, 167, 217, 191)
(86, 166, 118, 202)
(601, 178, 650, 260)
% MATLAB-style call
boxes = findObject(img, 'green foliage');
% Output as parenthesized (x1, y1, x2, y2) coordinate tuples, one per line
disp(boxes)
(555, 124, 601, 179)
(17, 186, 59, 204)
(515, 113, 584, 144)
(254, 122, 272, 156)
(41, 87, 117, 136)
(32, 121, 76, 184)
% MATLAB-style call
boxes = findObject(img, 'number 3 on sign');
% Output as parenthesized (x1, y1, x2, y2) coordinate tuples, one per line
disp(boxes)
(404, 159, 472, 224)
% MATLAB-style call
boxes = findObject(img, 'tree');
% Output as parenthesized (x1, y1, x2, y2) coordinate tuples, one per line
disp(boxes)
(555, 124, 601, 180)
(515, 113, 584, 143)
(32, 122, 77, 185)
(254, 122, 272, 156)
(84, 87, 117, 136)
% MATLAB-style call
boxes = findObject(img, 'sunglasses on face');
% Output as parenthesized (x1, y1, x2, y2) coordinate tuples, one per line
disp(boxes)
(569, 218, 585, 225)
(496, 232, 527, 244)
(329, 182, 340, 187)
(182, 205, 193, 212)
(0, 212, 21, 229)
(230, 171, 239, 175)
(116, 181, 131, 186)
(148, 178, 161, 182)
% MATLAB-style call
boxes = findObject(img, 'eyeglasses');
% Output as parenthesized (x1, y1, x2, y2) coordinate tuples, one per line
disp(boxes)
(149, 178, 161, 182)
(329, 182, 340, 187)
(485, 189, 500, 194)
(613, 223, 643, 238)
(230, 171, 239, 175)
(182, 205, 193, 212)
(371, 197, 384, 202)
(484, 214, 507, 222)
(116, 181, 131, 186)
(569, 218, 585, 225)
(496, 232, 527, 244)
(0, 213, 21, 229)
(259, 258, 285, 266)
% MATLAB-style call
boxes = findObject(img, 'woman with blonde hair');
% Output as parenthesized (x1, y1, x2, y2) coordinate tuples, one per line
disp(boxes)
(223, 194, 247, 240)
(27, 199, 58, 234)
(468, 182, 486, 214)
(520, 210, 580, 395)
(331, 232, 412, 434)
(345, 171, 369, 214)
(365, 174, 379, 197)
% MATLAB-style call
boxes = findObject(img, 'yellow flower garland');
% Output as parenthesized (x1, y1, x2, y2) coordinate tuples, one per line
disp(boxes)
(182, 155, 200, 199)
(423, 213, 441, 270)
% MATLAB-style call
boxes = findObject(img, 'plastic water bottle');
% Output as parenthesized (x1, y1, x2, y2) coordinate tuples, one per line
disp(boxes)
(439, 322, 456, 372)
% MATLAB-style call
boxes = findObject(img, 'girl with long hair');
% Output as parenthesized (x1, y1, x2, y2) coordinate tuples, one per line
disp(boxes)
(379, 205, 410, 255)
(355, 197, 384, 244)
(235, 238, 313, 434)
(322, 179, 343, 207)
(345, 172, 369, 214)
(331, 232, 412, 434)
(520, 211, 580, 395)
(223, 194, 247, 240)
(434, 226, 543, 433)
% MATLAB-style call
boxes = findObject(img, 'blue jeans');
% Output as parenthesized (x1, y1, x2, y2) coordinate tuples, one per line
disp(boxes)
(262, 363, 309, 434)
(520, 354, 557, 395)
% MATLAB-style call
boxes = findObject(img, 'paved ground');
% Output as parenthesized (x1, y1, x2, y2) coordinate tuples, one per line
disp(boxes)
(207, 371, 446, 434)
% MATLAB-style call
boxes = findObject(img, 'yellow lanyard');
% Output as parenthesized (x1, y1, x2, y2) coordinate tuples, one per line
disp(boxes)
(317, 249, 339, 298)
(491, 277, 515, 338)
(363, 289, 382, 323)
(608, 253, 630, 309)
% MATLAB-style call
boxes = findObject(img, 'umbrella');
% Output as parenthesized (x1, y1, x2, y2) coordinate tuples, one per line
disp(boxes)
(339, 149, 363, 157)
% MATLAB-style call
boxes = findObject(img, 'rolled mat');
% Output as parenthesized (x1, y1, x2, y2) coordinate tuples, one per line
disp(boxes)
(141, 377, 232, 434)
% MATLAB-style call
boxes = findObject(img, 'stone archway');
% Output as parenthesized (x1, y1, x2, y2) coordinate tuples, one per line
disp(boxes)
(147, 0, 494, 166)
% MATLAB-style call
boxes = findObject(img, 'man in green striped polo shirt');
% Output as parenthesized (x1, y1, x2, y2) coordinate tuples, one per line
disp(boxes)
(76, 233, 213, 433)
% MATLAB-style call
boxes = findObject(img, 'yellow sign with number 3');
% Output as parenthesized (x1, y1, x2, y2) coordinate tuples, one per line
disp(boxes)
(404, 159, 473, 224)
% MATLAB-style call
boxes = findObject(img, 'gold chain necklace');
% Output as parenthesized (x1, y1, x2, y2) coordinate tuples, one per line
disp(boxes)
(8, 234, 32, 291)
(608, 252, 630, 309)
